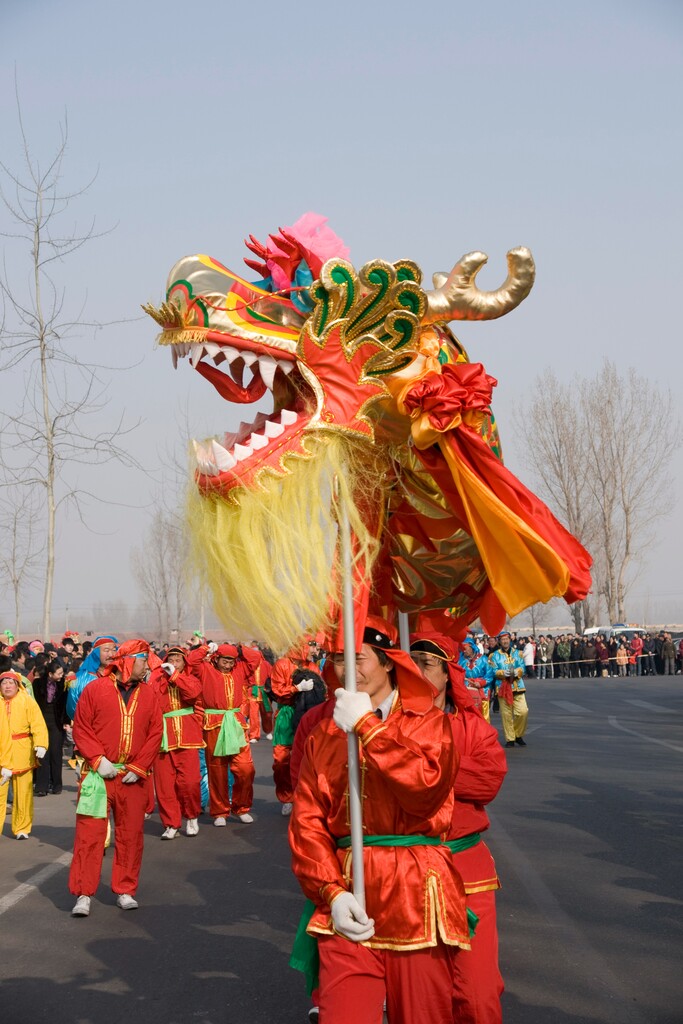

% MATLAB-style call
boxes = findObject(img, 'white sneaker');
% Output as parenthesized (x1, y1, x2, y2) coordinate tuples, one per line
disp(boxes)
(249, 738, 258, 744)
(144, 812, 152, 820)
(72, 895, 91, 917)
(116, 894, 138, 911)
(265, 732, 273, 740)
(237, 812, 253, 823)
(161, 827, 179, 840)
(281, 802, 293, 816)
(213, 816, 227, 827)
(185, 818, 199, 836)
(15, 832, 30, 840)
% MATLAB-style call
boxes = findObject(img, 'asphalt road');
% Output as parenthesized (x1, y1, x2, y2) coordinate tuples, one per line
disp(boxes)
(1, 677, 681, 1024)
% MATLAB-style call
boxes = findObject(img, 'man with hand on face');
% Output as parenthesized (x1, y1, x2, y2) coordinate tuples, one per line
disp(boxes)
(289, 616, 471, 1024)
(149, 647, 204, 839)
(411, 632, 508, 1024)
(488, 631, 528, 748)
(270, 642, 319, 816)
(186, 642, 255, 826)
(0, 670, 48, 839)
(68, 640, 163, 917)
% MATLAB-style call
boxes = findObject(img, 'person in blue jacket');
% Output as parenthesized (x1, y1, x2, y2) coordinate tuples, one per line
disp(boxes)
(458, 637, 495, 722)
(488, 631, 528, 748)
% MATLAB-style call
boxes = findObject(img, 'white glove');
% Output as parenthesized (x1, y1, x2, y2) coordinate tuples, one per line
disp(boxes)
(96, 756, 119, 779)
(330, 892, 375, 942)
(0, 767, 12, 786)
(121, 771, 140, 784)
(295, 677, 315, 692)
(208, 642, 218, 654)
(35, 746, 47, 759)
(333, 689, 373, 733)
(161, 663, 175, 676)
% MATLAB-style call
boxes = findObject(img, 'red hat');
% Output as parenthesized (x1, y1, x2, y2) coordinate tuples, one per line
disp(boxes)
(102, 639, 150, 685)
(214, 643, 238, 660)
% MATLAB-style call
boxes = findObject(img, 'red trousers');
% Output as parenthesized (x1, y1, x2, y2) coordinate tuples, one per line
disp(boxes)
(317, 934, 453, 1024)
(69, 775, 148, 897)
(248, 698, 273, 740)
(450, 887, 503, 1024)
(204, 728, 254, 818)
(154, 748, 202, 827)
(145, 772, 155, 815)
(272, 743, 293, 803)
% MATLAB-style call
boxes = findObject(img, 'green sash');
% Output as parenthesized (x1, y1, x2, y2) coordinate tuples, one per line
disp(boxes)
(76, 763, 125, 818)
(337, 834, 443, 849)
(251, 684, 272, 712)
(205, 708, 247, 756)
(161, 707, 194, 752)
(444, 832, 482, 854)
(289, 898, 319, 995)
(273, 704, 295, 746)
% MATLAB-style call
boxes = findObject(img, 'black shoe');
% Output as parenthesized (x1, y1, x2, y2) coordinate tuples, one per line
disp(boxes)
(35, 791, 48, 797)
(51, 787, 63, 795)
(505, 740, 515, 748)
(515, 737, 527, 747)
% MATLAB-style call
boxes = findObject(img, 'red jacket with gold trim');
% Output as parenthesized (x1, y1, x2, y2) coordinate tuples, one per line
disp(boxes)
(72, 676, 163, 778)
(289, 693, 471, 951)
(149, 667, 204, 750)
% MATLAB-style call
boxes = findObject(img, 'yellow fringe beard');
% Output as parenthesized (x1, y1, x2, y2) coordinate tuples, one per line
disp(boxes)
(186, 432, 389, 654)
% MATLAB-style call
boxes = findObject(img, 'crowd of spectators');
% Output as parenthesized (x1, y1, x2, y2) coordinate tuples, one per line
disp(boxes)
(491, 631, 683, 679)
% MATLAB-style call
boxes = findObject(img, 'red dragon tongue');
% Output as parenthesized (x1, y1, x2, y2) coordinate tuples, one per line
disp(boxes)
(194, 359, 267, 404)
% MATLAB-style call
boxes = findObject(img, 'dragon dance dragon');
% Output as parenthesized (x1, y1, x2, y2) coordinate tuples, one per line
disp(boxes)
(144, 214, 591, 653)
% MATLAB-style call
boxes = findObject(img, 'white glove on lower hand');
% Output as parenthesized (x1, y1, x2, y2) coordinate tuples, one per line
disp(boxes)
(97, 756, 119, 779)
(333, 689, 373, 733)
(35, 746, 47, 759)
(120, 771, 140, 784)
(330, 892, 375, 942)
(295, 677, 315, 692)
(161, 663, 175, 677)
(0, 767, 12, 786)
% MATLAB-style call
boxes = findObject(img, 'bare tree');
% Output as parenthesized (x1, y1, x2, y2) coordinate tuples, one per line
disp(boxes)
(131, 510, 189, 639)
(0, 95, 139, 639)
(515, 360, 681, 626)
(0, 488, 44, 634)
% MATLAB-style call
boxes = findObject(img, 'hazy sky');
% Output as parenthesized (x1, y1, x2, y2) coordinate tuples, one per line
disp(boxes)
(2, 0, 682, 634)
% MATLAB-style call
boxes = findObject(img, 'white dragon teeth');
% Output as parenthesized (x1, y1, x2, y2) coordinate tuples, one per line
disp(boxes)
(171, 347, 178, 369)
(249, 432, 268, 450)
(242, 351, 259, 368)
(264, 420, 285, 439)
(233, 443, 253, 462)
(190, 345, 203, 367)
(277, 359, 295, 376)
(258, 356, 277, 389)
(211, 440, 236, 471)
(279, 409, 298, 426)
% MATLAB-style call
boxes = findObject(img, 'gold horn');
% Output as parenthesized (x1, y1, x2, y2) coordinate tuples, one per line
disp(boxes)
(423, 247, 535, 323)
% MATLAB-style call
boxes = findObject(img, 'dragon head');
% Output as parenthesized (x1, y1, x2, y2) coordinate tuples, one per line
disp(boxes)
(144, 216, 539, 650)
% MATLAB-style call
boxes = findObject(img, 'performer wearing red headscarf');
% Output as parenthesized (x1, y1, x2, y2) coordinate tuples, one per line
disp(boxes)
(411, 631, 508, 1024)
(186, 642, 255, 825)
(289, 616, 471, 1024)
(68, 640, 163, 917)
(270, 642, 319, 815)
(149, 647, 204, 839)
(241, 643, 273, 743)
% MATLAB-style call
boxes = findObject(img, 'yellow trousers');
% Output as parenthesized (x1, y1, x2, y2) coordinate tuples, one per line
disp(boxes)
(0, 770, 34, 836)
(499, 692, 528, 742)
(481, 699, 491, 723)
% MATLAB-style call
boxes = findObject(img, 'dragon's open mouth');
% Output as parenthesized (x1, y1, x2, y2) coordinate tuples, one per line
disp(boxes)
(169, 338, 317, 488)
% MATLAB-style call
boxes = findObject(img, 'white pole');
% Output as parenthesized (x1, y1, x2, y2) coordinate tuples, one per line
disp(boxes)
(338, 492, 366, 910)
(398, 611, 410, 652)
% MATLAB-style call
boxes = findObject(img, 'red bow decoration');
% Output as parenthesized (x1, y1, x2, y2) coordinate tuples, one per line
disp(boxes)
(402, 362, 497, 433)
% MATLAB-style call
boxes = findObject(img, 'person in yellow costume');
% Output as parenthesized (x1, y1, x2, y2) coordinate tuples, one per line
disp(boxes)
(0, 670, 48, 839)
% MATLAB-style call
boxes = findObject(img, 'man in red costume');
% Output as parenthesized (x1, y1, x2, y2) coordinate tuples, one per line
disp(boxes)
(289, 617, 471, 1024)
(69, 640, 163, 917)
(186, 642, 255, 825)
(241, 643, 273, 744)
(270, 643, 318, 816)
(149, 647, 204, 839)
(411, 631, 508, 1024)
